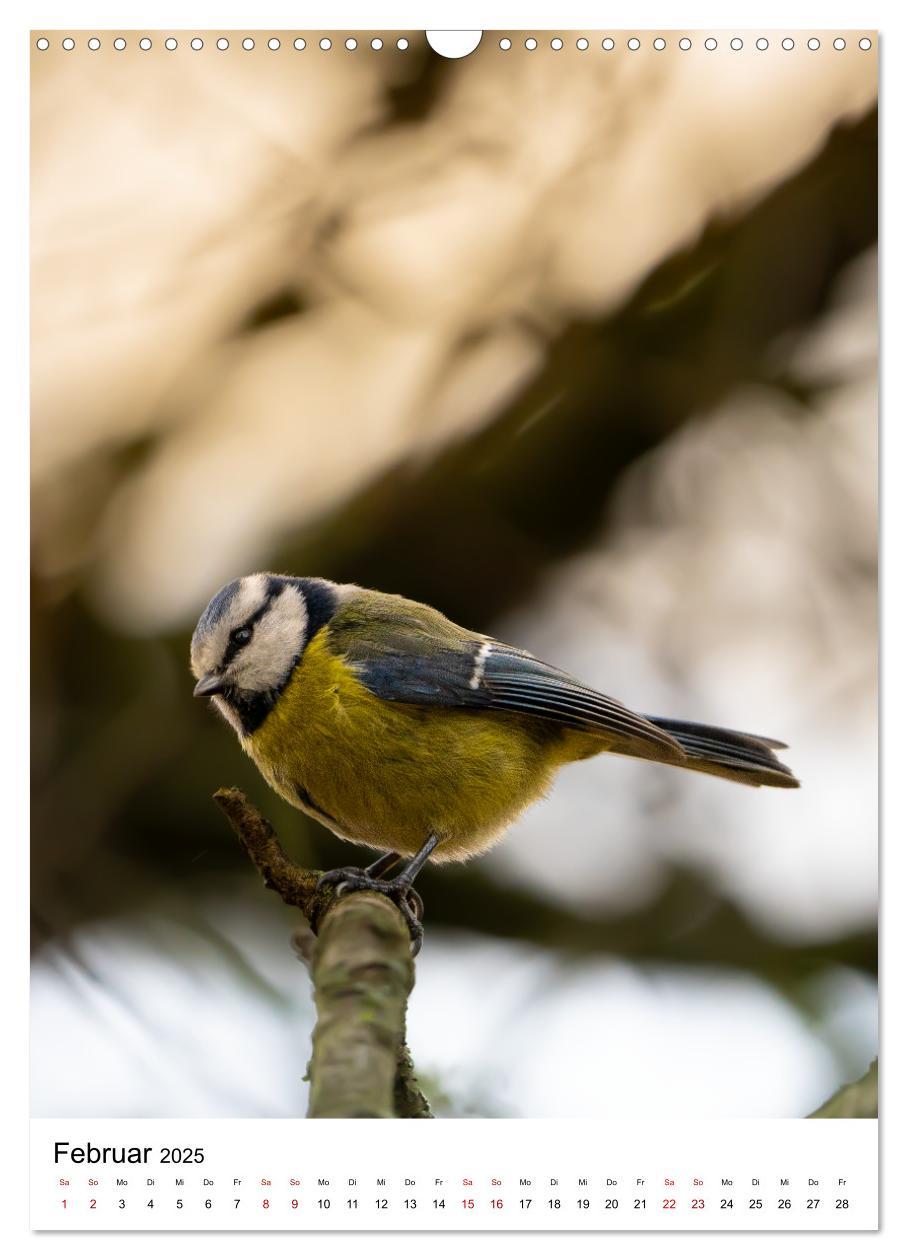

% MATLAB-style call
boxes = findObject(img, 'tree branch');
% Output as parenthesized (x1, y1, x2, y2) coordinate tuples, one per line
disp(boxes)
(212, 787, 329, 921)
(394, 1042, 434, 1119)
(808, 1059, 878, 1119)
(308, 892, 416, 1117)
(212, 786, 429, 1118)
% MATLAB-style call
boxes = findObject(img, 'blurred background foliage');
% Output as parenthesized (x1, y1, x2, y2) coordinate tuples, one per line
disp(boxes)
(31, 32, 877, 1118)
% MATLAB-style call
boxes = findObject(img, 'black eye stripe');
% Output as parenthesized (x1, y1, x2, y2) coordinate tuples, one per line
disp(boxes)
(220, 593, 278, 667)
(221, 635, 247, 669)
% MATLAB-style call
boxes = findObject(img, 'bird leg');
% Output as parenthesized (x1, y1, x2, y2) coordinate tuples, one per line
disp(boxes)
(368, 850, 407, 879)
(366, 850, 404, 879)
(315, 848, 402, 889)
(317, 834, 441, 955)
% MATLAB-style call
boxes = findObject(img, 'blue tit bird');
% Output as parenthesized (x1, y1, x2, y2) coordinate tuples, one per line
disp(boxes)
(191, 574, 798, 946)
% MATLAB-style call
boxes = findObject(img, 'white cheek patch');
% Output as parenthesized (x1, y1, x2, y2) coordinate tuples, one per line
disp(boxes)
(231, 586, 309, 694)
(191, 573, 270, 678)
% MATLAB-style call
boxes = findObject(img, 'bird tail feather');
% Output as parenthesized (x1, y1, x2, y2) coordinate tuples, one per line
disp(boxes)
(642, 715, 800, 788)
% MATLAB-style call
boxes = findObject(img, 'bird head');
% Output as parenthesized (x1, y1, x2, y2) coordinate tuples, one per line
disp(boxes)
(190, 573, 312, 734)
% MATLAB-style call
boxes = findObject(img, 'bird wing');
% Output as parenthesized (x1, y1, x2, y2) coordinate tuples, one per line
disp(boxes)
(328, 594, 684, 760)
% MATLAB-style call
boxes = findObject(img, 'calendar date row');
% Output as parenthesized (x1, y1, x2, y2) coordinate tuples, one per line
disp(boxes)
(57, 1194, 853, 1213)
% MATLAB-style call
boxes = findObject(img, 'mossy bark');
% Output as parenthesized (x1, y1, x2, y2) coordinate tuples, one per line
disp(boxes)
(394, 1042, 434, 1119)
(307, 892, 415, 1118)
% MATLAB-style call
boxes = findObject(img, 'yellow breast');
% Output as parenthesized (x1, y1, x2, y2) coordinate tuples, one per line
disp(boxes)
(244, 629, 572, 862)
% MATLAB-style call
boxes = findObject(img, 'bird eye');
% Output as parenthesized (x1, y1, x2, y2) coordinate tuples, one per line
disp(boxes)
(230, 626, 252, 646)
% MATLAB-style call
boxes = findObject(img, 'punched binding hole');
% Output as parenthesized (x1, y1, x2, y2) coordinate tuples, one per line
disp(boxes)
(425, 30, 480, 57)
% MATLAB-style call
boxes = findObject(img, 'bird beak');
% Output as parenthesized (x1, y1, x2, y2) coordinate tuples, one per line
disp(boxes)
(193, 673, 226, 698)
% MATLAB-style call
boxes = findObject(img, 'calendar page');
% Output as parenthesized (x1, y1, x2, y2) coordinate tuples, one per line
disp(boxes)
(29, 19, 879, 1237)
